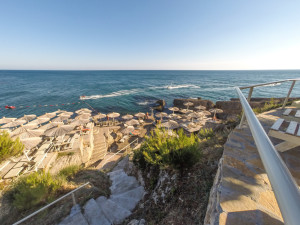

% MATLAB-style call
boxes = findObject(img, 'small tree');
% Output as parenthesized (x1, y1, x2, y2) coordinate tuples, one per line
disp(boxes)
(0, 131, 24, 163)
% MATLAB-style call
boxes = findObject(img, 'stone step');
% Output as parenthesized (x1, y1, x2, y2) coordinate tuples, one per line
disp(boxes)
(95, 196, 131, 224)
(108, 169, 126, 178)
(83, 198, 110, 225)
(109, 196, 139, 212)
(110, 175, 140, 195)
(59, 204, 89, 225)
(111, 186, 144, 203)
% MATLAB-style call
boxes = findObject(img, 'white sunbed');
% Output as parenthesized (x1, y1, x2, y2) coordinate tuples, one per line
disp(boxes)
(268, 118, 300, 152)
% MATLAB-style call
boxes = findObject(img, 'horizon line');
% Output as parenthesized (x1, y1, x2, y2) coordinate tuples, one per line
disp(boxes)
(0, 68, 300, 71)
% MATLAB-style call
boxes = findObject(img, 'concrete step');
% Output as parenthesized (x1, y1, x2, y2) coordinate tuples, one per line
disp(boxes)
(96, 196, 131, 224)
(83, 198, 110, 225)
(59, 204, 89, 225)
(111, 186, 144, 204)
(110, 175, 140, 195)
(110, 196, 141, 212)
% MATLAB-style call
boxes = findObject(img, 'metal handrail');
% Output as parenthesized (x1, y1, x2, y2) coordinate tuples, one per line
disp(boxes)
(101, 138, 139, 166)
(239, 78, 300, 90)
(239, 78, 299, 127)
(235, 87, 300, 225)
(13, 182, 90, 225)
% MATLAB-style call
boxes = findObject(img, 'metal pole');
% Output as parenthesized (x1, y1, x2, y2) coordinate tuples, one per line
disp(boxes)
(239, 87, 254, 128)
(282, 80, 296, 109)
(71, 193, 76, 206)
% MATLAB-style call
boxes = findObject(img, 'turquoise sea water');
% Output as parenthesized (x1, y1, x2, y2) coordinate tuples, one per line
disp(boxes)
(0, 70, 300, 118)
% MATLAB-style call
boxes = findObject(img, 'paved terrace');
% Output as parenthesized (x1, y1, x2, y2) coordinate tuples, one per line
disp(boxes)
(205, 107, 300, 225)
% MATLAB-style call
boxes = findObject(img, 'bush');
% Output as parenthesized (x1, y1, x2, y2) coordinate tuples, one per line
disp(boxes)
(58, 165, 81, 180)
(12, 171, 61, 210)
(198, 128, 214, 139)
(133, 128, 202, 170)
(0, 131, 24, 163)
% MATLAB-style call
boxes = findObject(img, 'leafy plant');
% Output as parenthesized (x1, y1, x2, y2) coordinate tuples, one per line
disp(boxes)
(12, 171, 61, 210)
(133, 128, 202, 170)
(0, 131, 24, 163)
(198, 128, 214, 139)
(58, 165, 81, 180)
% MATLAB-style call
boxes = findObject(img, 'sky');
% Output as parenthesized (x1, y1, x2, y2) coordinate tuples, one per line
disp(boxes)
(0, 0, 300, 70)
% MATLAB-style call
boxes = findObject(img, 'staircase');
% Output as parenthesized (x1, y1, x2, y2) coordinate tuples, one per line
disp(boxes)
(89, 127, 109, 165)
(59, 169, 144, 225)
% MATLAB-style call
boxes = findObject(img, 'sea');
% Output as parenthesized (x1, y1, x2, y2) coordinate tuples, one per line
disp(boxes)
(0, 70, 300, 118)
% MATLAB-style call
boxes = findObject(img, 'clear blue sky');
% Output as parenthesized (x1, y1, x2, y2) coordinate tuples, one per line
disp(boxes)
(0, 0, 299, 70)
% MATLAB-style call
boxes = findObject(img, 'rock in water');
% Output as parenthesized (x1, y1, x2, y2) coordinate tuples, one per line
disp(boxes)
(153, 99, 166, 112)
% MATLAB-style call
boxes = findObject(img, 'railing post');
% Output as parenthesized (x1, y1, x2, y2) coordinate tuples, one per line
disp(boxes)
(239, 87, 254, 128)
(71, 193, 76, 206)
(282, 80, 296, 109)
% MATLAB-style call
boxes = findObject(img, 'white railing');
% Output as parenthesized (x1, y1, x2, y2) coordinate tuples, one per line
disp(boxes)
(13, 182, 89, 225)
(239, 78, 299, 128)
(235, 86, 300, 225)
(101, 138, 139, 166)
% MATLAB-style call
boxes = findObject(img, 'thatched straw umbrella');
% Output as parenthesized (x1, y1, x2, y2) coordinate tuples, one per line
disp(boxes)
(52, 116, 70, 123)
(75, 113, 91, 120)
(59, 113, 73, 117)
(30, 117, 50, 125)
(20, 137, 43, 150)
(160, 120, 179, 130)
(195, 105, 206, 111)
(44, 125, 74, 137)
(70, 118, 90, 126)
(168, 107, 179, 114)
(209, 108, 223, 120)
(125, 119, 140, 126)
(0, 117, 16, 124)
(13, 129, 44, 139)
(187, 112, 204, 122)
(60, 111, 73, 116)
(134, 112, 145, 119)
(179, 109, 192, 114)
(122, 114, 133, 120)
(94, 113, 106, 120)
(17, 114, 36, 122)
(39, 121, 63, 131)
(168, 114, 182, 120)
(183, 102, 194, 110)
(107, 112, 120, 122)
(40, 112, 56, 119)
(11, 125, 39, 136)
(155, 112, 168, 120)
(2, 120, 26, 128)
(76, 108, 92, 114)
(121, 126, 135, 134)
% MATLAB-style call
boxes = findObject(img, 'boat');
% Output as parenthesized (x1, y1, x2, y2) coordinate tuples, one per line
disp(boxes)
(5, 105, 16, 109)
(80, 95, 86, 100)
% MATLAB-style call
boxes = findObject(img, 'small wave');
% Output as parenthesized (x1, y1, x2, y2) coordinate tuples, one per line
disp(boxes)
(82, 88, 140, 100)
(137, 100, 157, 105)
(163, 84, 200, 89)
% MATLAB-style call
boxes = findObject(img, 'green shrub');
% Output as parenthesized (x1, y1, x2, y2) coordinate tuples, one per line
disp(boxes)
(0, 131, 24, 163)
(58, 165, 81, 180)
(12, 171, 61, 210)
(198, 128, 214, 139)
(253, 98, 284, 114)
(133, 128, 201, 170)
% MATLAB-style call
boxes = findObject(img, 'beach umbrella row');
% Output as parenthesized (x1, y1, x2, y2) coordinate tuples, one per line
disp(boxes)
(0, 117, 16, 124)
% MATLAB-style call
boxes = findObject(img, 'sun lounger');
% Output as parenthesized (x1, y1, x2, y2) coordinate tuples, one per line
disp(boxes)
(282, 108, 300, 122)
(268, 118, 300, 152)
